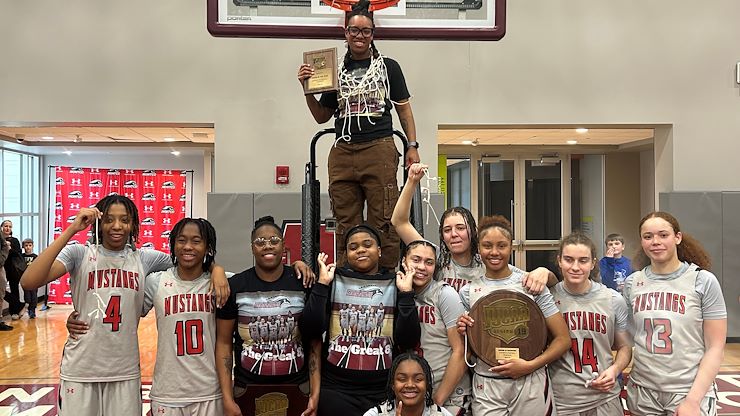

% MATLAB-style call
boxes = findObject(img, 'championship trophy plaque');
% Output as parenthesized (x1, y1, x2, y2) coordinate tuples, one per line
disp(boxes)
(468, 290, 548, 367)
(237, 384, 309, 416)
(302, 47, 338, 94)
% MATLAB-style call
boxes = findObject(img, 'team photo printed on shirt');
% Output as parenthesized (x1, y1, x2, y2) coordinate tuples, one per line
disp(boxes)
(327, 274, 396, 371)
(236, 291, 306, 376)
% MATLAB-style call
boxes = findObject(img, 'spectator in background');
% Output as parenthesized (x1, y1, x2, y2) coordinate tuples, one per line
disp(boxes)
(22, 238, 38, 319)
(1, 220, 25, 320)
(599, 233, 633, 293)
(0, 233, 12, 330)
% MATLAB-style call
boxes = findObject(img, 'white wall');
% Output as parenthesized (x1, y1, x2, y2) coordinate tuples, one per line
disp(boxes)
(1, 0, 740, 198)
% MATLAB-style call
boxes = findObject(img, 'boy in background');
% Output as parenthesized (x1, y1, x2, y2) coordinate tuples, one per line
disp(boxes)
(599, 233, 633, 293)
(21, 238, 38, 318)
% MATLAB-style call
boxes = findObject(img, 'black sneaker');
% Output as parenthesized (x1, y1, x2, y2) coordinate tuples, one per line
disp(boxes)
(0, 322, 13, 331)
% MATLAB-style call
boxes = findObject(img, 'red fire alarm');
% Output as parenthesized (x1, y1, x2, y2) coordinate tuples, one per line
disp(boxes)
(276, 165, 290, 185)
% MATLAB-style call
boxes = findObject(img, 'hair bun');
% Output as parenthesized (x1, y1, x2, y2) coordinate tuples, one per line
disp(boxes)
(351, 0, 371, 13)
(255, 216, 275, 227)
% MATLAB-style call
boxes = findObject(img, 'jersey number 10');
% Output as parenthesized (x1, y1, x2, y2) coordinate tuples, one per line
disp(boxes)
(175, 319, 205, 356)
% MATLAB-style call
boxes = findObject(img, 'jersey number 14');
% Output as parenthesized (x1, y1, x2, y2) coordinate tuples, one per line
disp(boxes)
(570, 338, 599, 373)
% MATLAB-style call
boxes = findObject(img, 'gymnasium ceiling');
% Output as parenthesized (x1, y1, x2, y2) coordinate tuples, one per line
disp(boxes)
(438, 125, 654, 147)
(0, 123, 655, 152)
(0, 123, 214, 146)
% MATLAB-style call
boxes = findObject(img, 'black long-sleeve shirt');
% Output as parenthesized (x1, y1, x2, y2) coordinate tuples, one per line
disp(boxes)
(3, 236, 23, 282)
(0, 235, 8, 268)
(302, 267, 420, 394)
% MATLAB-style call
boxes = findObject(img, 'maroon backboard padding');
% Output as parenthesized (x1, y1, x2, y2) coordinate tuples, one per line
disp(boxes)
(207, 0, 505, 40)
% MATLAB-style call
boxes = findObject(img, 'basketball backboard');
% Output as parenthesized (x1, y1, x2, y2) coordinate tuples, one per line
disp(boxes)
(207, 0, 505, 40)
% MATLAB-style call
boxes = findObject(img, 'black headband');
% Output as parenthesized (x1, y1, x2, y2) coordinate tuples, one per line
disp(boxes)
(345, 224, 382, 247)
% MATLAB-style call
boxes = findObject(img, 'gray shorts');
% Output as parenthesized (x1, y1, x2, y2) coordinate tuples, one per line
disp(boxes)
(556, 395, 624, 416)
(150, 398, 224, 416)
(472, 367, 553, 416)
(626, 382, 717, 416)
(59, 378, 141, 416)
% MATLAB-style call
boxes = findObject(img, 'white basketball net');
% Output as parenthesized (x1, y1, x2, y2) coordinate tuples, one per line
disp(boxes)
(421, 167, 441, 226)
(335, 52, 391, 145)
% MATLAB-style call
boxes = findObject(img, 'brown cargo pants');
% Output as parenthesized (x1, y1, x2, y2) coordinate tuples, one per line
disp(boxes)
(328, 136, 400, 270)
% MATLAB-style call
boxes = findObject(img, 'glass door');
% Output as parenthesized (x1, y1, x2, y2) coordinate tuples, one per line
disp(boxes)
(478, 154, 569, 271)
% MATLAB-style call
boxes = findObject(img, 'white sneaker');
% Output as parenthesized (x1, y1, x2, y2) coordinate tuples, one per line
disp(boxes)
(11, 314, 20, 320)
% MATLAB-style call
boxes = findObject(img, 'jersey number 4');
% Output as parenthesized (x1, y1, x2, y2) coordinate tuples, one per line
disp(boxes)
(570, 338, 598, 373)
(103, 295, 122, 331)
(643, 318, 673, 354)
(175, 319, 204, 356)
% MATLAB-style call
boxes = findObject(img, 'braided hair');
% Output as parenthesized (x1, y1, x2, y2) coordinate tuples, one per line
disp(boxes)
(438, 207, 480, 270)
(402, 240, 438, 281)
(169, 218, 217, 272)
(383, 352, 435, 409)
(336, 0, 391, 141)
(94, 194, 140, 250)
(344, 0, 380, 65)
(403, 239, 437, 258)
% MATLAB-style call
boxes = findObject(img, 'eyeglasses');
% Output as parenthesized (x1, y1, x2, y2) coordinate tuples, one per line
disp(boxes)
(252, 236, 283, 247)
(346, 26, 374, 37)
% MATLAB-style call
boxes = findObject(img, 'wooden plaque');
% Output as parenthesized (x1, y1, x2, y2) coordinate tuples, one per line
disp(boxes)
(468, 290, 548, 367)
(302, 47, 338, 95)
(236, 384, 309, 416)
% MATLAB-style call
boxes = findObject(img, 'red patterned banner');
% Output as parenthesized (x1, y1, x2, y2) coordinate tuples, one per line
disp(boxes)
(49, 167, 188, 304)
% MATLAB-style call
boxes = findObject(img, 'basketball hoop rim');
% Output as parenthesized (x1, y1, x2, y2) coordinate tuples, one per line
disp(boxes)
(321, 0, 400, 12)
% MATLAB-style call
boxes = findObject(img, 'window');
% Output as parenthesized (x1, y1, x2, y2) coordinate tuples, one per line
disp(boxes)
(0, 149, 41, 246)
(446, 157, 471, 210)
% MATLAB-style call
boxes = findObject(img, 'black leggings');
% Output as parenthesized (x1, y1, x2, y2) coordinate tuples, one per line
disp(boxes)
(318, 384, 385, 416)
(4, 265, 23, 315)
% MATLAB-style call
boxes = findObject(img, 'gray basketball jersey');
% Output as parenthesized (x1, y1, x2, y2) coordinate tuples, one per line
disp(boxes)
(367, 402, 451, 416)
(60, 245, 145, 382)
(550, 282, 621, 412)
(440, 261, 523, 294)
(416, 280, 471, 396)
(628, 264, 704, 393)
(375, 308, 385, 326)
(358, 310, 367, 327)
(465, 269, 559, 378)
(145, 268, 221, 404)
(438, 259, 485, 293)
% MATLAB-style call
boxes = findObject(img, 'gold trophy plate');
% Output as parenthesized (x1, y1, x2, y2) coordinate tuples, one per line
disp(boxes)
(302, 47, 338, 94)
(468, 290, 548, 367)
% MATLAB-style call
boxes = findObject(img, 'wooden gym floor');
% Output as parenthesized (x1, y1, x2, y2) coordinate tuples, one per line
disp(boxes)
(1, 305, 740, 415)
